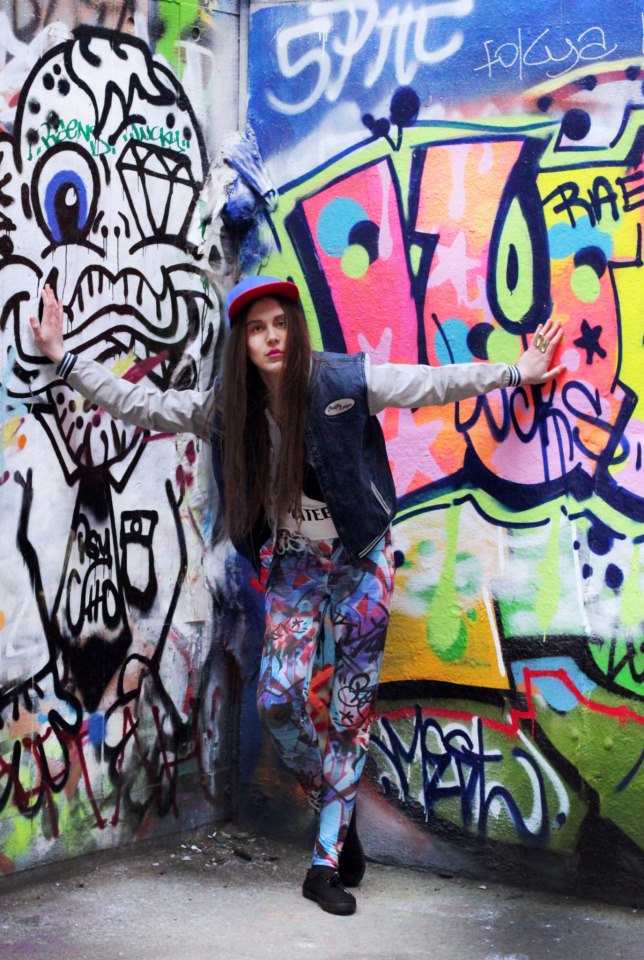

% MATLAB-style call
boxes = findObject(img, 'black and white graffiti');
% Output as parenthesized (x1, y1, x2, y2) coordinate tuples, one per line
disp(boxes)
(0, 27, 224, 846)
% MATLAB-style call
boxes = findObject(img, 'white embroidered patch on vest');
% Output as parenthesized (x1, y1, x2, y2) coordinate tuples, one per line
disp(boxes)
(324, 398, 355, 416)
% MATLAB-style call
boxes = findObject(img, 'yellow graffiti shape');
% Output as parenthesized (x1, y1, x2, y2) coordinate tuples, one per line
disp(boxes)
(2, 417, 26, 453)
(382, 508, 510, 690)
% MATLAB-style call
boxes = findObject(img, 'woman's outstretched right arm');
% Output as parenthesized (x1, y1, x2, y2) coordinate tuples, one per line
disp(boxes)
(30, 284, 215, 441)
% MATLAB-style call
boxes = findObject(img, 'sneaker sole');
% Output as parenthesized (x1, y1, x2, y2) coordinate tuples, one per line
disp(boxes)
(302, 888, 356, 916)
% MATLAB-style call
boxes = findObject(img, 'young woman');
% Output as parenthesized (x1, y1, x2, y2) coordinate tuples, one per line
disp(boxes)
(31, 277, 564, 915)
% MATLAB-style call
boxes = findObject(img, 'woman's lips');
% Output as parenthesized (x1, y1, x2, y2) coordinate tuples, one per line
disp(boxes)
(267, 350, 283, 357)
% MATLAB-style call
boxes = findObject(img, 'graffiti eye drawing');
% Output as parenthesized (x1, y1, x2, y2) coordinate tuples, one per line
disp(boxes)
(32, 142, 99, 250)
(44, 171, 89, 242)
(120, 510, 158, 548)
(487, 144, 551, 333)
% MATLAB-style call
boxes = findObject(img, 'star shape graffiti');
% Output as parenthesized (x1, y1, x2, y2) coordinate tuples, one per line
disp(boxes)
(573, 319, 607, 365)
(427, 231, 482, 305)
(385, 409, 444, 493)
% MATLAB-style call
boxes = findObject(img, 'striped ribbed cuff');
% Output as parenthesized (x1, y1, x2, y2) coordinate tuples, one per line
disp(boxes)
(56, 352, 77, 380)
(506, 364, 522, 388)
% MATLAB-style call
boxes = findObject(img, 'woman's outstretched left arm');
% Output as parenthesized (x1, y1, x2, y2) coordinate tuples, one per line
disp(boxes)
(368, 317, 565, 414)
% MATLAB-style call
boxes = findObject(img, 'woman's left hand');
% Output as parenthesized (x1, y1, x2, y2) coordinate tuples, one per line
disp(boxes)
(516, 317, 566, 386)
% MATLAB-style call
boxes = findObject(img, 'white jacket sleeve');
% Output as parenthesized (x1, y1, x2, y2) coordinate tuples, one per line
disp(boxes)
(67, 357, 215, 440)
(365, 356, 512, 415)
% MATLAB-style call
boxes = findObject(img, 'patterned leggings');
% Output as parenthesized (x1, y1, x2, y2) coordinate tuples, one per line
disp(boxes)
(256, 532, 395, 868)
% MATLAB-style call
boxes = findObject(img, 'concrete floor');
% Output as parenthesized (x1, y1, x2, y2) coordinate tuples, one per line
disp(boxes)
(0, 825, 641, 960)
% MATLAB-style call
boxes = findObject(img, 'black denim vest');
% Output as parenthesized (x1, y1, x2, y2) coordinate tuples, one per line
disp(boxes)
(212, 351, 396, 570)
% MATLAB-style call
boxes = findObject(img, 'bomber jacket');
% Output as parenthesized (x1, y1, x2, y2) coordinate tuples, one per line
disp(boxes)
(64, 353, 517, 566)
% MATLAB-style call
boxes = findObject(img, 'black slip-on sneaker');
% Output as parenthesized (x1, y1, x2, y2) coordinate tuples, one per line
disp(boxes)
(302, 866, 356, 916)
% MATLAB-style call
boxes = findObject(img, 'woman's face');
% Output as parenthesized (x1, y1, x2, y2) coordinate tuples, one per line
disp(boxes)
(245, 296, 288, 384)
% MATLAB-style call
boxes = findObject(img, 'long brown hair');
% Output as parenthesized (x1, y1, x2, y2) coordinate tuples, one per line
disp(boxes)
(220, 296, 312, 542)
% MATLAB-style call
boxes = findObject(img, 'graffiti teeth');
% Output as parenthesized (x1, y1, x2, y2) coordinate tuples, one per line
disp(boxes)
(63, 266, 183, 354)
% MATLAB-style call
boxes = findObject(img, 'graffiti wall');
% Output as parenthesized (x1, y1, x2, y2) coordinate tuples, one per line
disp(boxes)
(2, 0, 642, 902)
(0, 3, 243, 873)
(246, 0, 644, 903)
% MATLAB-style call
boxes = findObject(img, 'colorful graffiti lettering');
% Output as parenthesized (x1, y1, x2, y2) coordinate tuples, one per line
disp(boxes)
(248, 1, 644, 167)
(257, 48, 644, 898)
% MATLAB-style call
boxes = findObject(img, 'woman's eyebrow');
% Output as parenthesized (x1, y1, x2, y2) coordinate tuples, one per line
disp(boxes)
(247, 313, 286, 325)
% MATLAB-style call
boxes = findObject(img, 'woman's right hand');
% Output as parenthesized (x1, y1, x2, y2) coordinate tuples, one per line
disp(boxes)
(29, 284, 65, 364)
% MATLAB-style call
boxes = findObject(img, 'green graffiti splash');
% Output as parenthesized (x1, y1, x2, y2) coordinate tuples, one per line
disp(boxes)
(156, 0, 201, 72)
(539, 688, 644, 850)
(57, 793, 102, 857)
(426, 504, 467, 661)
(535, 512, 561, 637)
(589, 635, 644, 698)
(3, 816, 33, 860)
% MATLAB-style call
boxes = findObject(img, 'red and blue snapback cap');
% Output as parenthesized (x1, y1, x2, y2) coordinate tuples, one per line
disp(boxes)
(226, 276, 300, 325)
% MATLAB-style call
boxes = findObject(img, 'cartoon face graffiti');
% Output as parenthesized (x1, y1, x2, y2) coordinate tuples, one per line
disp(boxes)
(0, 27, 219, 823)
(5, 27, 214, 467)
